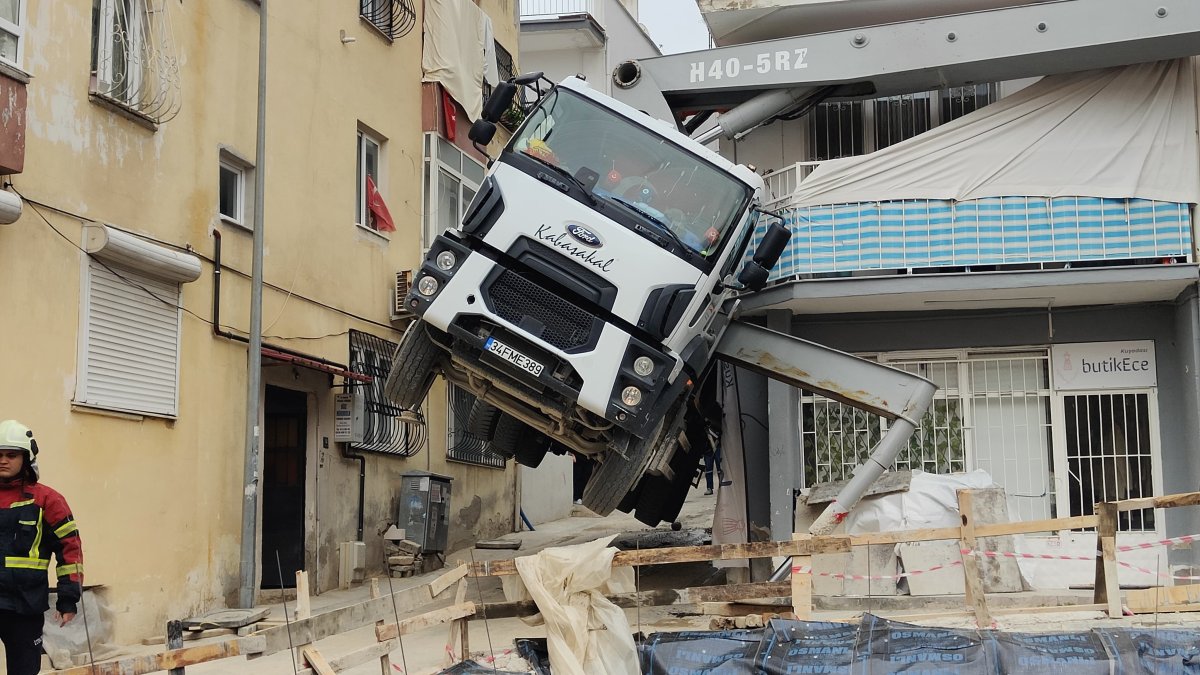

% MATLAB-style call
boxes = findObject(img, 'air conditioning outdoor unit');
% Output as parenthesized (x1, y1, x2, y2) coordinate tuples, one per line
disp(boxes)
(391, 270, 412, 319)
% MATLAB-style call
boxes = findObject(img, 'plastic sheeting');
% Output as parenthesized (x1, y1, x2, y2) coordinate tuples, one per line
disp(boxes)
(792, 59, 1200, 207)
(502, 535, 640, 675)
(842, 469, 995, 535)
(422, 0, 486, 120)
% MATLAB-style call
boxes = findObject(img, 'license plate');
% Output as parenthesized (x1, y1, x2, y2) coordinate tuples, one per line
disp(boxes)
(484, 337, 544, 377)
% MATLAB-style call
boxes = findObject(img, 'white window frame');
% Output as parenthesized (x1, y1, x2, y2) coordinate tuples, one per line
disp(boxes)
(422, 133, 484, 251)
(0, 0, 26, 69)
(76, 257, 184, 418)
(94, 0, 145, 103)
(355, 127, 386, 234)
(218, 158, 246, 228)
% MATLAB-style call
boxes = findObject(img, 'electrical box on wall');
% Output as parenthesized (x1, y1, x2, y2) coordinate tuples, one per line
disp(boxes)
(333, 392, 365, 444)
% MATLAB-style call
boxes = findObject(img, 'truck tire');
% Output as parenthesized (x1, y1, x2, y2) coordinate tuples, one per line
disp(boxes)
(583, 413, 682, 516)
(492, 414, 549, 468)
(467, 400, 503, 439)
(383, 323, 442, 409)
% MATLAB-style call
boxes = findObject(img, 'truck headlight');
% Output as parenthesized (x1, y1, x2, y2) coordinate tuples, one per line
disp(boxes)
(632, 356, 655, 377)
(621, 386, 643, 407)
(435, 250, 458, 271)
(417, 275, 440, 296)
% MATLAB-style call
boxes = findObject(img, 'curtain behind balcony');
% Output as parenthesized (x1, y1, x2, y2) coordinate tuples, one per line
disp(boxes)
(792, 59, 1199, 207)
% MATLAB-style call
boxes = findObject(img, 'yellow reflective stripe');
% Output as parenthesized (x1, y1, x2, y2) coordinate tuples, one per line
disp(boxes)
(54, 521, 78, 538)
(28, 510, 42, 558)
(8, 499, 33, 507)
(5, 557, 49, 570)
(17, 520, 35, 526)
(57, 563, 82, 576)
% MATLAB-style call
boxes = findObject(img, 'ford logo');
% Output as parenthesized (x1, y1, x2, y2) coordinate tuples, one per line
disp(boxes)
(566, 223, 603, 248)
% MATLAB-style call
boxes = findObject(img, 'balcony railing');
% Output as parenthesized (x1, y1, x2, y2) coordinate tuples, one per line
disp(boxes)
(762, 162, 818, 208)
(749, 196, 1194, 280)
(520, 0, 600, 21)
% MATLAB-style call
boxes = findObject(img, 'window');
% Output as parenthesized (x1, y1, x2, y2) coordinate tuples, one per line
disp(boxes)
(355, 128, 385, 231)
(446, 385, 507, 469)
(348, 330, 419, 456)
(78, 259, 183, 417)
(421, 134, 484, 249)
(218, 159, 245, 227)
(0, 0, 24, 68)
(495, 41, 515, 83)
(92, 0, 144, 105)
(359, 0, 417, 41)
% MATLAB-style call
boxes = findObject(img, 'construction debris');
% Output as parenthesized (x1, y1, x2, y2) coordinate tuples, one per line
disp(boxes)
(386, 538, 424, 577)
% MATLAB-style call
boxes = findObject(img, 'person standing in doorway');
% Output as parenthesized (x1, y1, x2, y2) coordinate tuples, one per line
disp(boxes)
(0, 420, 83, 675)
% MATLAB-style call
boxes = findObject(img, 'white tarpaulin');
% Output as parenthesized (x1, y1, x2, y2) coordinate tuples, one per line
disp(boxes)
(793, 59, 1199, 206)
(422, 0, 485, 121)
(502, 535, 640, 675)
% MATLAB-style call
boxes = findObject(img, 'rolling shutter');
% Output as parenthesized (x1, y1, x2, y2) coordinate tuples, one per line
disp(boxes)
(78, 259, 182, 417)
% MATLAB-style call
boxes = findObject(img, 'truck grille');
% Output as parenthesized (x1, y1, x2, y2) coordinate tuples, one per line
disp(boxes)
(486, 270, 596, 352)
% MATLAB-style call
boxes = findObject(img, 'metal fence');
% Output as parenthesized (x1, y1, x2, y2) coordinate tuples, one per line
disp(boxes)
(519, 0, 597, 19)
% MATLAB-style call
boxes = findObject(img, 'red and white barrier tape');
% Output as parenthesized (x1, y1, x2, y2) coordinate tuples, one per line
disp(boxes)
(1116, 533, 1200, 552)
(792, 560, 963, 582)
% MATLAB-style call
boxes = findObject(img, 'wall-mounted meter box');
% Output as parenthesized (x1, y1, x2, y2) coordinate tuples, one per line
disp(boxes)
(333, 392, 365, 444)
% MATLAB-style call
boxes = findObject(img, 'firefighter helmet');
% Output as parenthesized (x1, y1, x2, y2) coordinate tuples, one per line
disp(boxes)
(0, 420, 39, 479)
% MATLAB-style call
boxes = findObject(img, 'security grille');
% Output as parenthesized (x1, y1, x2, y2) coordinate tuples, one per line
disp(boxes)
(874, 92, 932, 150)
(1061, 392, 1156, 531)
(447, 385, 507, 469)
(359, 0, 417, 40)
(808, 101, 864, 161)
(496, 41, 515, 83)
(801, 352, 1054, 523)
(485, 270, 596, 352)
(941, 83, 999, 123)
(348, 330, 423, 457)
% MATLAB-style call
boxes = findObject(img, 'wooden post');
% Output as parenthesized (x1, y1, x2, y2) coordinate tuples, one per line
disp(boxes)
(1093, 501, 1122, 618)
(791, 533, 813, 619)
(293, 571, 312, 621)
(166, 620, 185, 675)
(957, 489, 993, 627)
(446, 577, 471, 663)
(370, 578, 392, 674)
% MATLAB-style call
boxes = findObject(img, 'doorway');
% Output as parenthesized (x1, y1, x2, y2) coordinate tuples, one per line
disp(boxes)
(261, 385, 308, 589)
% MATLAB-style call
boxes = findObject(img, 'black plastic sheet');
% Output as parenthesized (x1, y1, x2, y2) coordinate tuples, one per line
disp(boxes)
(1096, 628, 1200, 674)
(858, 615, 991, 674)
(640, 628, 765, 674)
(753, 619, 859, 674)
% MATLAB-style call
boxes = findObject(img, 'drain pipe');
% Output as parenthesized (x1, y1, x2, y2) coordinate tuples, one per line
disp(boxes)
(340, 442, 366, 542)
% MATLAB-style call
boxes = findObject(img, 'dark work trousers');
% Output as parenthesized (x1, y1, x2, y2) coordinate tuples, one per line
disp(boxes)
(0, 609, 44, 675)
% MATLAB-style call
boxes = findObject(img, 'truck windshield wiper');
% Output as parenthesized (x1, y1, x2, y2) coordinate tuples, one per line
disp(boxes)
(522, 152, 597, 206)
(608, 195, 694, 258)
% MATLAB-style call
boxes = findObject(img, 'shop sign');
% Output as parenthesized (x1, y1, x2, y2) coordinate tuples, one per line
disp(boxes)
(1051, 340, 1156, 391)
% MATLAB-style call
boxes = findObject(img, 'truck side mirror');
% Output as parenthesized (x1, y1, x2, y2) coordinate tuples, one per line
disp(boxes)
(482, 82, 518, 123)
(469, 119, 497, 146)
(737, 222, 790, 292)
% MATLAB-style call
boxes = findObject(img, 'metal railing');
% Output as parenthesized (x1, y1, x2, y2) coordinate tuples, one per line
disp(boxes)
(520, 0, 599, 21)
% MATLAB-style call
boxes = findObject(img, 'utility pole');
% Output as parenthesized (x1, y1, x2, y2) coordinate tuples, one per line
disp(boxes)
(239, 0, 268, 609)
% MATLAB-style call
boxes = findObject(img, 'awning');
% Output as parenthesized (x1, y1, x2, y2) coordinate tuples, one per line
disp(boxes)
(261, 347, 371, 383)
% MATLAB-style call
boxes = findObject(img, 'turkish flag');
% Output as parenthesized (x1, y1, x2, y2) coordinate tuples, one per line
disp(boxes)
(441, 87, 457, 142)
(365, 175, 396, 232)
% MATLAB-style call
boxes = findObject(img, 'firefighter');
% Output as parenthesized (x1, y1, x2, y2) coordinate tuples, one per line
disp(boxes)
(0, 420, 83, 675)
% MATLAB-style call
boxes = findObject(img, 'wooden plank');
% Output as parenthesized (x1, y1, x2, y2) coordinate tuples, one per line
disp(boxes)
(476, 581, 791, 620)
(446, 577, 470, 666)
(180, 607, 271, 630)
(375, 602, 476, 642)
(370, 578, 391, 675)
(805, 470, 913, 505)
(687, 581, 791, 603)
(166, 620, 184, 675)
(974, 515, 1098, 538)
(53, 636, 266, 675)
(841, 527, 962, 546)
(249, 582, 435, 658)
(297, 640, 398, 675)
(294, 570, 312, 621)
(1115, 491, 1200, 512)
(1093, 501, 1122, 618)
(958, 489, 993, 627)
(1127, 583, 1200, 612)
(791, 533, 813, 620)
(838, 603, 1108, 623)
(300, 645, 336, 675)
(430, 564, 469, 597)
(468, 537, 851, 577)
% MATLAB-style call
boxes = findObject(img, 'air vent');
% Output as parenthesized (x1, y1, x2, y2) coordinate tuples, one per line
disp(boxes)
(392, 270, 412, 318)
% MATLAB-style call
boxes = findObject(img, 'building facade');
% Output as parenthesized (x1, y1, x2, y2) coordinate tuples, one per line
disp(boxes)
(0, 0, 520, 643)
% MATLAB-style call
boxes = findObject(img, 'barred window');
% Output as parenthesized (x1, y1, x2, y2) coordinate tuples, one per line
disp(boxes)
(348, 330, 420, 456)
(447, 385, 507, 469)
(807, 101, 864, 161)
(359, 0, 417, 41)
(496, 41, 515, 83)
(940, 83, 999, 123)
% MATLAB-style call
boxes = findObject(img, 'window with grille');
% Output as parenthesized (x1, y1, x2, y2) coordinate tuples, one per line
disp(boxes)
(446, 385, 507, 469)
(496, 41, 515, 83)
(348, 330, 418, 456)
(807, 101, 864, 161)
(359, 0, 417, 41)
(90, 0, 182, 123)
(874, 92, 932, 151)
(940, 83, 999, 123)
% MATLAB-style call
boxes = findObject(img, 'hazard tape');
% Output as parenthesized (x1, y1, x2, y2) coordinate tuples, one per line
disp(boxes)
(792, 560, 963, 582)
(1116, 533, 1200, 552)
(961, 548, 1095, 562)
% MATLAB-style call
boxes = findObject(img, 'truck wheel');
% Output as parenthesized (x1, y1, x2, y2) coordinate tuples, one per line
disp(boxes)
(582, 414, 681, 516)
(492, 414, 549, 467)
(467, 400, 503, 439)
(383, 323, 442, 409)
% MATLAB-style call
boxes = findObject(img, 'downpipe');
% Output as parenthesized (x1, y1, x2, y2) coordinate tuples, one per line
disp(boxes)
(340, 444, 366, 542)
(808, 379, 937, 536)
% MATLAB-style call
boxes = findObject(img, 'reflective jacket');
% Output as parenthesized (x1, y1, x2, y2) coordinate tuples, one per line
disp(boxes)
(0, 480, 83, 615)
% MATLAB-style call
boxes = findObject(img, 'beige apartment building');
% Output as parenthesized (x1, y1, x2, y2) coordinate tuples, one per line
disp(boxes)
(0, 0, 520, 643)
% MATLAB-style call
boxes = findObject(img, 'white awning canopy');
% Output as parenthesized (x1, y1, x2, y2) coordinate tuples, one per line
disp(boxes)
(84, 224, 201, 283)
(792, 59, 1200, 207)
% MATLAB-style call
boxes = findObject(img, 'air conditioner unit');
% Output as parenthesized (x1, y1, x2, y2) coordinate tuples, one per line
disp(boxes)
(391, 270, 412, 319)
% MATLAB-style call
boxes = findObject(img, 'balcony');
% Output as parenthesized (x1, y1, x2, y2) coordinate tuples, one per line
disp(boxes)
(520, 0, 601, 22)
(519, 0, 606, 50)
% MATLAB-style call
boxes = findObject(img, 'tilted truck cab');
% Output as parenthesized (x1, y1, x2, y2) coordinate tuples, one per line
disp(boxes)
(386, 76, 789, 519)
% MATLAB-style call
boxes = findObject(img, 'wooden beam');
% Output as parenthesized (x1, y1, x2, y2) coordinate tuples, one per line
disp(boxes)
(375, 602, 476, 642)
(1114, 491, 1200, 512)
(370, 579, 391, 675)
(477, 582, 791, 620)
(53, 636, 266, 675)
(297, 640, 398, 675)
(468, 537, 851, 577)
(300, 646, 336, 675)
(446, 578, 471, 666)
(958, 489, 993, 627)
(430, 564, 469, 597)
(249, 583, 435, 658)
(294, 571, 312, 621)
(973, 515, 1098, 538)
(791, 533, 813, 620)
(1093, 501, 1122, 618)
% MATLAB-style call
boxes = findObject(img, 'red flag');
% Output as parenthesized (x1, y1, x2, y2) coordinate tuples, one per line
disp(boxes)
(365, 175, 396, 232)
(441, 87, 457, 141)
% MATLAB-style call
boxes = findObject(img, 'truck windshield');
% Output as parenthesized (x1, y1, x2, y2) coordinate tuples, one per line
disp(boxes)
(508, 88, 752, 261)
